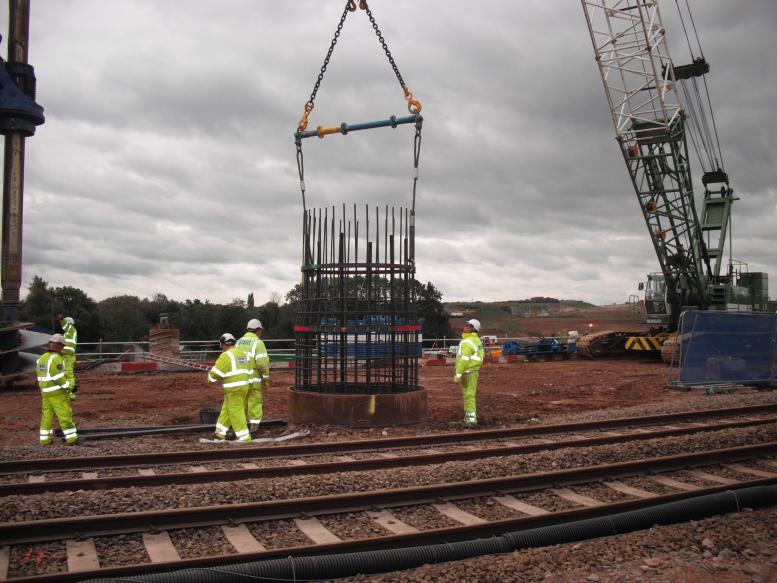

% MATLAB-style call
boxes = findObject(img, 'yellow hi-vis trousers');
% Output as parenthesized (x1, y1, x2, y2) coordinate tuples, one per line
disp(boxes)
(215, 386, 251, 442)
(40, 390, 78, 444)
(62, 353, 76, 394)
(460, 371, 479, 424)
(246, 380, 264, 424)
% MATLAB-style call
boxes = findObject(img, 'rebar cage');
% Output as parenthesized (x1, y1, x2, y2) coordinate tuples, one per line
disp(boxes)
(294, 204, 420, 395)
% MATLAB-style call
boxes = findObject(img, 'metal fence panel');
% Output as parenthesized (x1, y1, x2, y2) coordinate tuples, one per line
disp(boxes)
(675, 310, 777, 387)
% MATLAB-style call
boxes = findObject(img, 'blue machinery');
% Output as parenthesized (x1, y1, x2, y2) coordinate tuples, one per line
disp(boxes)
(502, 338, 577, 360)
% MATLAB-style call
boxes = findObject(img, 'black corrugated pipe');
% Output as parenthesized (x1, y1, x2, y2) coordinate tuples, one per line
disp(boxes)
(84, 484, 777, 583)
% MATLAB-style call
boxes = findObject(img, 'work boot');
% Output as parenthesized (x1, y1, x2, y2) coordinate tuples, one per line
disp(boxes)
(67, 435, 85, 446)
(249, 420, 262, 434)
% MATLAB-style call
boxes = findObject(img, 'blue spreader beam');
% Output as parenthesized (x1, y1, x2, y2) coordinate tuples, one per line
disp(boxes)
(295, 114, 421, 140)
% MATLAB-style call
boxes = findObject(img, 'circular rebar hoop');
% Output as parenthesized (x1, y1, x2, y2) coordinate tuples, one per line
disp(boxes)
(294, 204, 419, 395)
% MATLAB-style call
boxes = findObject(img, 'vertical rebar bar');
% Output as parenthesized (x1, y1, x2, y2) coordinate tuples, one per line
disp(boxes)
(295, 205, 419, 394)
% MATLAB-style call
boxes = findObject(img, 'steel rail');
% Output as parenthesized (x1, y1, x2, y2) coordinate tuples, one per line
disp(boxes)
(2, 441, 776, 546)
(3, 415, 776, 496)
(3, 402, 777, 474)
(10, 476, 777, 583)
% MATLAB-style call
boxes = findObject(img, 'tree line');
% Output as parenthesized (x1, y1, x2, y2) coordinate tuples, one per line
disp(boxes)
(19, 276, 452, 344)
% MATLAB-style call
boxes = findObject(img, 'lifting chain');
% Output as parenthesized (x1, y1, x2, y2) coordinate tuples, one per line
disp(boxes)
(296, 1, 355, 134)
(295, 0, 423, 214)
(296, 0, 421, 134)
(361, 1, 422, 115)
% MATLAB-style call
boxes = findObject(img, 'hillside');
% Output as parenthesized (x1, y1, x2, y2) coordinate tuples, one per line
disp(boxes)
(442, 300, 647, 338)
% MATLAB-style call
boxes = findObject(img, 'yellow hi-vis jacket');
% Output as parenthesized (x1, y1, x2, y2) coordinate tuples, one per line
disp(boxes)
(36, 352, 71, 392)
(236, 331, 270, 384)
(58, 318, 77, 354)
(454, 332, 484, 381)
(208, 347, 251, 390)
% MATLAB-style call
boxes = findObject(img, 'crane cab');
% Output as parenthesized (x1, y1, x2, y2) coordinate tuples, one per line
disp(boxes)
(640, 273, 672, 327)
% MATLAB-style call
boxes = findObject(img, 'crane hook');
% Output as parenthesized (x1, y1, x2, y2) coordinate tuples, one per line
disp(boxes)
(403, 85, 422, 114)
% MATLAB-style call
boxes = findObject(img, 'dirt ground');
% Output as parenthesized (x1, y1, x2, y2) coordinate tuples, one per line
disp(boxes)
(455, 302, 649, 339)
(0, 302, 670, 445)
(0, 357, 701, 446)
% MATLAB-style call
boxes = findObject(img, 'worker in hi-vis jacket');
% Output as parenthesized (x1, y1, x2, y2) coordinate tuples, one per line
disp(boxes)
(236, 319, 271, 432)
(453, 319, 485, 427)
(56, 314, 78, 400)
(207, 333, 252, 443)
(36, 334, 81, 445)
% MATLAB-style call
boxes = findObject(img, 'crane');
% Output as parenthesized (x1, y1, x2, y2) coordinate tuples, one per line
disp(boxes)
(578, 0, 771, 359)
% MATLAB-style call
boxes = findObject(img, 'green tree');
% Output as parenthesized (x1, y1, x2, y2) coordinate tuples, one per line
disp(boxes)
(140, 293, 181, 329)
(19, 276, 100, 340)
(18, 275, 54, 329)
(50, 285, 100, 342)
(285, 283, 303, 305)
(98, 296, 149, 341)
(216, 299, 248, 339)
(257, 300, 282, 338)
(415, 280, 453, 339)
(272, 303, 297, 339)
(180, 299, 216, 341)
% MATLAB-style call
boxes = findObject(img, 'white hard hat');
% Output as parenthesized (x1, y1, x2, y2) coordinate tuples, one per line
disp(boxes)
(49, 333, 66, 344)
(465, 319, 481, 333)
(246, 318, 264, 330)
(64, 317, 74, 325)
(219, 333, 237, 344)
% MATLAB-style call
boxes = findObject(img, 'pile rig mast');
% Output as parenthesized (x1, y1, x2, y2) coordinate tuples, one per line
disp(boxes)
(578, 0, 771, 359)
(0, 0, 45, 386)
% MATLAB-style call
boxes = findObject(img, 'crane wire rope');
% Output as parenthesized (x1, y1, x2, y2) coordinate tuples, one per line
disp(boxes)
(673, 0, 733, 278)
(672, 0, 726, 173)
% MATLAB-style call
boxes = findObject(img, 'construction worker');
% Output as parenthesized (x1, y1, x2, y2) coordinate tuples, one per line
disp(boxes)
(236, 318, 270, 432)
(207, 333, 252, 443)
(56, 314, 78, 400)
(453, 319, 485, 427)
(36, 334, 81, 445)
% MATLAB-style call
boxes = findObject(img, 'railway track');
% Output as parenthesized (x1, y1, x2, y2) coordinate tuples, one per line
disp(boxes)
(2, 403, 776, 479)
(2, 412, 777, 496)
(2, 441, 776, 581)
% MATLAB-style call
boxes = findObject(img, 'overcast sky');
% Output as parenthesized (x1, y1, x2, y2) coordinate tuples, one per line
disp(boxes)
(3, 0, 775, 306)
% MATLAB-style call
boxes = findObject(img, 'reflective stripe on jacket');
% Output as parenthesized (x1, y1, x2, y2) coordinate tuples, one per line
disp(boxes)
(236, 332, 270, 382)
(59, 319, 77, 354)
(454, 332, 484, 379)
(36, 352, 71, 392)
(208, 347, 251, 390)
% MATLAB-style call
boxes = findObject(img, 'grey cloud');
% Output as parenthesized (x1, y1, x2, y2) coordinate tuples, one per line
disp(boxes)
(3, 0, 775, 306)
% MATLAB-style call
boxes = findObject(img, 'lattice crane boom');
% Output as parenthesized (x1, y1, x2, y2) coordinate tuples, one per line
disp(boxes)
(581, 0, 725, 326)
